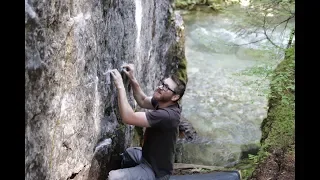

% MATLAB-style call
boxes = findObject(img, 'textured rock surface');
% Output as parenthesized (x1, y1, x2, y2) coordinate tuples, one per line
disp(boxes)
(178, 116, 197, 141)
(25, 0, 186, 179)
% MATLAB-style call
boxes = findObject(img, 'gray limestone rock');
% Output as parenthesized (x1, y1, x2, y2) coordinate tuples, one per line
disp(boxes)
(25, 0, 187, 179)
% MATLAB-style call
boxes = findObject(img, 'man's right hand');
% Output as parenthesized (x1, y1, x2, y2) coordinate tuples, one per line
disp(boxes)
(122, 63, 135, 81)
(121, 63, 154, 109)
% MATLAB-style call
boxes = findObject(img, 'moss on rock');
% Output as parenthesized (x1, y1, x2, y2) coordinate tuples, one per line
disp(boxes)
(260, 47, 295, 149)
(174, 0, 237, 11)
(131, 126, 144, 147)
(239, 47, 295, 179)
(176, 56, 188, 84)
(168, 12, 188, 85)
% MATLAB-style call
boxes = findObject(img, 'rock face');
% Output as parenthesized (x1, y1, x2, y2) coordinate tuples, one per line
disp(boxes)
(178, 116, 197, 141)
(25, 0, 187, 179)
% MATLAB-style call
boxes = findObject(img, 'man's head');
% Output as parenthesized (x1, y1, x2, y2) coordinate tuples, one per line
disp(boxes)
(153, 75, 186, 104)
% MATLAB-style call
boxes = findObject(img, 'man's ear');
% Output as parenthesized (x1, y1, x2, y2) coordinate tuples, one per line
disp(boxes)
(172, 94, 180, 102)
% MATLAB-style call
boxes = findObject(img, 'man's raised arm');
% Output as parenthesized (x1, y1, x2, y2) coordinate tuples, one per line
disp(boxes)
(122, 64, 155, 110)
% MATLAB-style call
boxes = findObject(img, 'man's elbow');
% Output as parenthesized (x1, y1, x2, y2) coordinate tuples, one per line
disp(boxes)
(122, 112, 150, 127)
(136, 101, 145, 109)
(121, 116, 137, 126)
(121, 116, 131, 124)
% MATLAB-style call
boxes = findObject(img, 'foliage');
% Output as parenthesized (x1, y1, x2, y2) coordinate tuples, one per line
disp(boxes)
(260, 46, 295, 145)
(176, 56, 188, 85)
(174, 0, 229, 11)
(176, 0, 295, 178)
(232, 37, 294, 180)
(233, 58, 277, 97)
(236, 63, 275, 78)
(230, 0, 295, 176)
(240, 46, 295, 179)
(238, 148, 270, 179)
(231, 0, 295, 49)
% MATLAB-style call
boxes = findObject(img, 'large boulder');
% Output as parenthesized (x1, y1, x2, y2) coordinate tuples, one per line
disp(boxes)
(25, 0, 187, 179)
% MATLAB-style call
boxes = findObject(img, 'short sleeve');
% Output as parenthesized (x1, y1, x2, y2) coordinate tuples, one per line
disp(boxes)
(151, 97, 159, 109)
(145, 109, 171, 128)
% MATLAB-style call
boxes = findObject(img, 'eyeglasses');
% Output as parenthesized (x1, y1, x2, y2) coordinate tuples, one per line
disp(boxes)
(158, 80, 176, 94)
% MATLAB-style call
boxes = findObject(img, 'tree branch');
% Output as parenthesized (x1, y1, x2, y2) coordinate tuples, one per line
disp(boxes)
(286, 28, 295, 49)
(279, 17, 290, 40)
(270, 15, 294, 35)
(231, 38, 267, 46)
(262, 13, 284, 50)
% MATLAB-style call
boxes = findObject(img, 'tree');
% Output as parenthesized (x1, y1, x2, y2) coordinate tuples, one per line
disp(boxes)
(232, 0, 295, 50)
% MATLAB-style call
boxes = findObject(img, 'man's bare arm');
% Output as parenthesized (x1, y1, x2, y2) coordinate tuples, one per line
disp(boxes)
(110, 69, 151, 127)
(117, 87, 150, 127)
(122, 64, 155, 109)
(129, 78, 154, 109)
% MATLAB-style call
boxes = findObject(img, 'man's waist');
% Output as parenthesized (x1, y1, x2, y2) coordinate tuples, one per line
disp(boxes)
(141, 157, 172, 177)
(141, 157, 152, 168)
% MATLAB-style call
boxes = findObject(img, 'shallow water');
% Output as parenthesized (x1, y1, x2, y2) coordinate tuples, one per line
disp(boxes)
(177, 7, 293, 166)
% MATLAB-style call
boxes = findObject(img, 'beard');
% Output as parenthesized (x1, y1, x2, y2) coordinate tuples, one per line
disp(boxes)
(153, 90, 172, 103)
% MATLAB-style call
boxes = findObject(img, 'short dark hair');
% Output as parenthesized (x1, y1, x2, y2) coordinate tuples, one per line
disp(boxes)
(170, 74, 186, 102)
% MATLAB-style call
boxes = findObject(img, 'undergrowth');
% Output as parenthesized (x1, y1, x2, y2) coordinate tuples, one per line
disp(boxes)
(239, 46, 295, 179)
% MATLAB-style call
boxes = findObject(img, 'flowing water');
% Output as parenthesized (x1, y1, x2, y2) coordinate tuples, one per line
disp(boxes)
(176, 6, 294, 167)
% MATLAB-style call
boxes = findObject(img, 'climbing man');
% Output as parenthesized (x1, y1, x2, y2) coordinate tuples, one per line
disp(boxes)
(108, 63, 186, 180)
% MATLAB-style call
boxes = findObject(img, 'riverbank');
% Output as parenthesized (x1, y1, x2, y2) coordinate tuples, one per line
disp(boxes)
(174, 0, 244, 11)
(175, 1, 295, 179)
(245, 47, 294, 180)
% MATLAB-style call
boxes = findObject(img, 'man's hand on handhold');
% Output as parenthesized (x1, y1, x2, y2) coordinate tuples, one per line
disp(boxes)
(110, 69, 124, 89)
(122, 63, 135, 80)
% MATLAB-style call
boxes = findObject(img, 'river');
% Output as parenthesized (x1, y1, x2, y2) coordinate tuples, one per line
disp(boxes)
(176, 5, 294, 167)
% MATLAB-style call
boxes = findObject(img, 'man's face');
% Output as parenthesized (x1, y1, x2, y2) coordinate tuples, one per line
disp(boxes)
(153, 78, 177, 102)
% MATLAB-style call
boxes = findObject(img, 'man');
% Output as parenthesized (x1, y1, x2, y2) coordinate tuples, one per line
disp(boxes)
(108, 64, 186, 180)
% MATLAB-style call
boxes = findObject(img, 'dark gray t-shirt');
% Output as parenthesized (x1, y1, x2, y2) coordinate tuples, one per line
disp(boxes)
(143, 98, 181, 178)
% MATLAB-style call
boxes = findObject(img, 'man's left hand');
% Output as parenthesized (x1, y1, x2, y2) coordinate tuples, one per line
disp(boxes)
(110, 69, 124, 89)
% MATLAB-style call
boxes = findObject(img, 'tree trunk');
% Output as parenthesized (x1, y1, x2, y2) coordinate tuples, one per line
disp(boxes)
(286, 28, 295, 49)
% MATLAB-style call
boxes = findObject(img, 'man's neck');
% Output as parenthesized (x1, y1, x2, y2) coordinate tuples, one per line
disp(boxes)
(157, 101, 177, 109)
